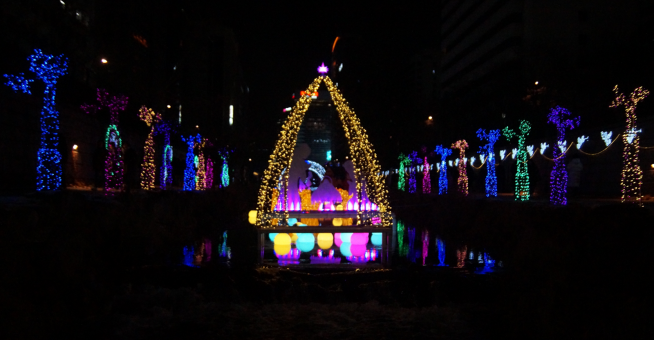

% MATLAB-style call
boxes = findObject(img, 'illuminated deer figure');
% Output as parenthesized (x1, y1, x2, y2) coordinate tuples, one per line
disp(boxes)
(4, 49, 67, 190)
(138, 106, 161, 190)
(397, 153, 410, 191)
(154, 120, 177, 190)
(503, 120, 531, 201)
(434, 145, 452, 195)
(477, 129, 500, 197)
(181, 134, 201, 191)
(610, 85, 649, 205)
(82, 89, 128, 193)
(451, 140, 469, 196)
(547, 106, 579, 205)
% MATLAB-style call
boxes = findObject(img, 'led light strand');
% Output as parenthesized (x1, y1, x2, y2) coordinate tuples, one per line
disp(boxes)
(610, 85, 649, 205)
(82, 89, 128, 194)
(477, 129, 500, 197)
(4, 49, 67, 190)
(181, 134, 201, 191)
(503, 120, 531, 201)
(422, 156, 431, 194)
(547, 106, 580, 205)
(451, 140, 469, 196)
(138, 106, 161, 190)
(195, 139, 208, 190)
(434, 145, 452, 195)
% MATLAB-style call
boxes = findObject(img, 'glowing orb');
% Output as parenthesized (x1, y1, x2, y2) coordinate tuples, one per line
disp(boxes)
(371, 233, 382, 246)
(317, 233, 334, 249)
(340, 242, 352, 257)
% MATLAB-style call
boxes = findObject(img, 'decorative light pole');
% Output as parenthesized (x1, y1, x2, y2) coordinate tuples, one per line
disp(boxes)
(4, 49, 68, 191)
(138, 106, 161, 190)
(434, 145, 452, 195)
(547, 106, 579, 205)
(477, 129, 500, 197)
(451, 140, 469, 196)
(503, 120, 531, 201)
(610, 85, 649, 205)
(82, 89, 129, 193)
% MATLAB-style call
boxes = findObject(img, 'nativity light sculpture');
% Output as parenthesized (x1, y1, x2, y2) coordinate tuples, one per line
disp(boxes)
(547, 106, 580, 205)
(138, 106, 162, 190)
(610, 85, 649, 205)
(477, 129, 500, 197)
(434, 145, 452, 195)
(82, 88, 128, 194)
(503, 120, 531, 201)
(408, 151, 419, 193)
(451, 140, 469, 196)
(4, 49, 67, 191)
(154, 120, 176, 190)
(397, 153, 410, 191)
(255, 72, 391, 228)
(181, 134, 201, 191)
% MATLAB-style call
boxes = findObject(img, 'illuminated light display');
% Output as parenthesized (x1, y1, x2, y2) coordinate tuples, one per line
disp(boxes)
(477, 129, 500, 197)
(421, 229, 429, 266)
(82, 88, 128, 194)
(218, 148, 230, 188)
(540, 142, 549, 154)
(434, 145, 452, 195)
(500, 150, 506, 160)
(317, 62, 329, 74)
(256, 74, 391, 228)
(422, 156, 431, 193)
(436, 238, 446, 266)
(182, 134, 201, 191)
(503, 120, 531, 201)
(305, 160, 326, 180)
(138, 106, 162, 190)
(511, 148, 518, 159)
(397, 220, 408, 257)
(470, 156, 476, 166)
(451, 140, 469, 196)
(206, 157, 214, 189)
(527, 145, 535, 157)
(547, 106, 580, 205)
(601, 131, 613, 147)
(456, 245, 467, 268)
(558, 140, 567, 153)
(576, 135, 589, 149)
(610, 85, 650, 205)
(5, 50, 68, 190)
(195, 139, 210, 190)
(408, 151, 419, 193)
(317, 233, 334, 249)
(155, 120, 176, 190)
(397, 153, 410, 191)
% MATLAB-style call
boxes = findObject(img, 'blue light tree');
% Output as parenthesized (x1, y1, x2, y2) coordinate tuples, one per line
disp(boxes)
(434, 145, 452, 195)
(408, 151, 419, 193)
(154, 120, 178, 190)
(4, 49, 68, 190)
(547, 106, 579, 205)
(503, 120, 531, 201)
(477, 129, 501, 197)
(182, 134, 201, 191)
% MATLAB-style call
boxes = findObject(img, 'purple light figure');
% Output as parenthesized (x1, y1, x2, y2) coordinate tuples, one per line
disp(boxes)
(317, 62, 329, 74)
(547, 106, 579, 205)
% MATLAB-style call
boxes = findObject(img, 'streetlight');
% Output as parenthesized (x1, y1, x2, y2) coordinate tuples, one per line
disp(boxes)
(101, 58, 108, 64)
(428, 116, 433, 120)
(167, 104, 171, 109)
(534, 81, 539, 85)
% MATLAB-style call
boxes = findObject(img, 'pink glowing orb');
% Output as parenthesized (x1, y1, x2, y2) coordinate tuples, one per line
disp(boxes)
(318, 62, 329, 74)
(351, 233, 369, 245)
(351, 243, 367, 257)
(335, 233, 342, 247)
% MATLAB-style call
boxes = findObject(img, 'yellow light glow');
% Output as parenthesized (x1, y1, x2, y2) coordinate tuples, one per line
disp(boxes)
(167, 105, 171, 109)
(72, 144, 78, 150)
(274, 243, 291, 256)
(428, 116, 433, 120)
(248, 210, 257, 224)
(101, 58, 108, 64)
(317, 233, 334, 249)
(535, 81, 539, 85)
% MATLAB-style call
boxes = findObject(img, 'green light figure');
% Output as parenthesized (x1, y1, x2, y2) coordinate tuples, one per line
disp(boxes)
(397, 153, 411, 191)
(503, 120, 531, 201)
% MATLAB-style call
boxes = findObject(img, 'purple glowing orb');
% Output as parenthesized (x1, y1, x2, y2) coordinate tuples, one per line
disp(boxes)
(318, 62, 329, 74)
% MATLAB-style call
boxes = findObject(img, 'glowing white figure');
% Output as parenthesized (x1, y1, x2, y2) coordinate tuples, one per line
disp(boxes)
(455, 158, 460, 166)
(601, 131, 612, 147)
(576, 135, 589, 149)
(511, 148, 518, 159)
(558, 140, 567, 153)
(626, 128, 641, 144)
(527, 145, 535, 157)
(470, 156, 476, 165)
(448, 160, 453, 167)
(540, 142, 549, 154)
(500, 150, 506, 160)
